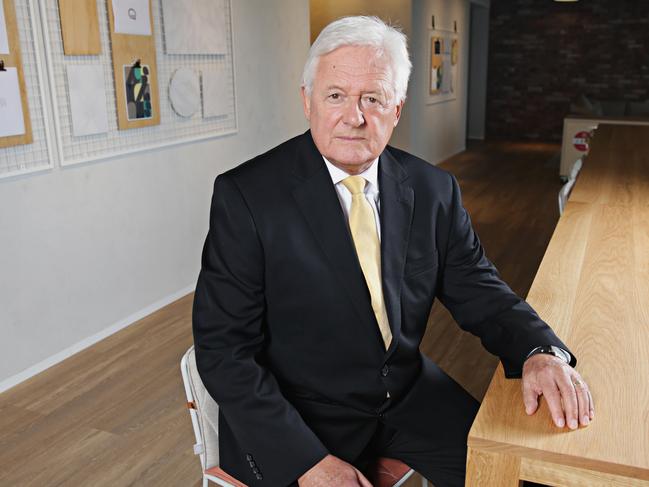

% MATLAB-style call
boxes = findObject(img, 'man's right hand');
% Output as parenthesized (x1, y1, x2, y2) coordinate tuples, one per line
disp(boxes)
(298, 454, 372, 487)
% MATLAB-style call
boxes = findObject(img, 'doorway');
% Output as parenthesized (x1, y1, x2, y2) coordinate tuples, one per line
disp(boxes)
(467, 2, 489, 140)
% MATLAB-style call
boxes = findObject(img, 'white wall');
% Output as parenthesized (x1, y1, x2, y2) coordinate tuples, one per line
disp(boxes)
(407, 0, 471, 164)
(0, 0, 310, 390)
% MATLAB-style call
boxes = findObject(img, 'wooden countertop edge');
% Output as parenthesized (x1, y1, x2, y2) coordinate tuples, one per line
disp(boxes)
(564, 115, 649, 124)
(467, 436, 649, 480)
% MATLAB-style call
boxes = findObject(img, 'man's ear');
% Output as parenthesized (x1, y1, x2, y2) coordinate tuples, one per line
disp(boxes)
(393, 100, 404, 127)
(301, 86, 311, 121)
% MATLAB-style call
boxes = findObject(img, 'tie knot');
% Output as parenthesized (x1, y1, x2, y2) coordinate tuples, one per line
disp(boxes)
(341, 175, 366, 195)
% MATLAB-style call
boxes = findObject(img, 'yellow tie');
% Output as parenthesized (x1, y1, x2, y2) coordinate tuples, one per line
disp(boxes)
(341, 176, 392, 349)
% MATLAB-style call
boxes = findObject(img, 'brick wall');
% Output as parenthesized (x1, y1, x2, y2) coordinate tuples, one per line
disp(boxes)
(486, 0, 649, 141)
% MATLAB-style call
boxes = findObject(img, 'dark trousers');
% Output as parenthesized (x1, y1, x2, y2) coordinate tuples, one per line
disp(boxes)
(290, 395, 479, 487)
(357, 419, 474, 487)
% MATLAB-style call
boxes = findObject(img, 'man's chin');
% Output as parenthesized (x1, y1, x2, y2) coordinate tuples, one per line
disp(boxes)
(327, 151, 376, 167)
(325, 157, 378, 175)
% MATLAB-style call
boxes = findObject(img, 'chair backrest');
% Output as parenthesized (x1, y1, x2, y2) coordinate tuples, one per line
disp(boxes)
(558, 179, 575, 215)
(180, 346, 221, 471)
(371, 457, 416, 487)
(570, 157, 583, 181)
(558, 158, 583, 215)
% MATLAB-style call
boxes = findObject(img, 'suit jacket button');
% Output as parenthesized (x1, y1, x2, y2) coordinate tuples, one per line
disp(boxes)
(256, 473, 263, 480)
(246, 454, 253, 462)
(252, 467, 259, 474)
(381, 365, 389, 377)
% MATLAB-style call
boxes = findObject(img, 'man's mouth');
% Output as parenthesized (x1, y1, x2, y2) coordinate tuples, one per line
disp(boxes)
(336, 136, 365, 141)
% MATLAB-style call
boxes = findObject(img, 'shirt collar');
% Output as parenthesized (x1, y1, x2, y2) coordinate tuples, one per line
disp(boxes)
(322, 156, 380, 192)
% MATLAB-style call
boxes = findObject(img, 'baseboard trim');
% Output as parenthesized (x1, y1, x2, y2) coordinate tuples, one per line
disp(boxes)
(0, 284, 195, 394)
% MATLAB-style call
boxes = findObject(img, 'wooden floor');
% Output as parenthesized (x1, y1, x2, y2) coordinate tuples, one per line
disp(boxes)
(423, 140, 563, 401)
(0, 140, 562, 487)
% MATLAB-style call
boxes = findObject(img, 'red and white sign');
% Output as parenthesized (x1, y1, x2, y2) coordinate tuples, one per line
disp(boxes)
(573, 131, 591, 152)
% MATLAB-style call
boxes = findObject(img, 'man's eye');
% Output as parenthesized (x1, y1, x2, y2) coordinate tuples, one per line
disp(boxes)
(367, 97, 377, 103)
(329, 93, 340, 100)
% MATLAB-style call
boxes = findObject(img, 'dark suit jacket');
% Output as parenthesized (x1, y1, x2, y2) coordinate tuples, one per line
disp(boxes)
(192, 131, 575, 486)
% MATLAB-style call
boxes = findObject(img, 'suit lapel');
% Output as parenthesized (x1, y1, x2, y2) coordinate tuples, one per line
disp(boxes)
(290, 132, 384, 349)
(379, 149, 414, 357)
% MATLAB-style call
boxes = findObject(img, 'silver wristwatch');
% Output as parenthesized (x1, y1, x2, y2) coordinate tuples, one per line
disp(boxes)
(526, 345, 571, 364)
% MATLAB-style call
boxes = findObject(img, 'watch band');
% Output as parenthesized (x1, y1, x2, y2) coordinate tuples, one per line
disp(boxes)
(526, 345, 571, 364)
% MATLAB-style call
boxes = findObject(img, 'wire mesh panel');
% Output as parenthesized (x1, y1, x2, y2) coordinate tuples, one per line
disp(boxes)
(0, 0, 53, 179)
(41, 0, 237, 166)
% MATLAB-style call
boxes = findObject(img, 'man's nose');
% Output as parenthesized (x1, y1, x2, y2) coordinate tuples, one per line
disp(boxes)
(341, 97, 364, 127)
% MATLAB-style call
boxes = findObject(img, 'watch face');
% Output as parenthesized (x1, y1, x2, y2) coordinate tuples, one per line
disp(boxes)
(527, 346, 570, 364)
(551, 346, 571, 363)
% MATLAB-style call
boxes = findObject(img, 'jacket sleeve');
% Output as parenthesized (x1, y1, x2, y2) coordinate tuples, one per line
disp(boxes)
(437, 174, 576, 377)
(192, 174, 328, 486)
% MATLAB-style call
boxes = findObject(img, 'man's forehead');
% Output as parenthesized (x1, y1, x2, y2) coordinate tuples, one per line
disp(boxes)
(323, 65, 391, 82)
(316, 46, 393, 82)
(321, 44, 389, 67)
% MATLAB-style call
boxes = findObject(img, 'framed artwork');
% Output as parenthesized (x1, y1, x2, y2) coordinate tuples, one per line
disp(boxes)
(427, 29, 459, 105)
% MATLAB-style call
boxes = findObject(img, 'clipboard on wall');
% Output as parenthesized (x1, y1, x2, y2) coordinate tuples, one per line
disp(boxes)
(107, 0, 160, 130)
(57, 0, 101, 55)
(0, 0, 32, 148)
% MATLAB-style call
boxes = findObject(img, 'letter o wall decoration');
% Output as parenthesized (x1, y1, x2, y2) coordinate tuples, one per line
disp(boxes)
(169, 67, 200, 118)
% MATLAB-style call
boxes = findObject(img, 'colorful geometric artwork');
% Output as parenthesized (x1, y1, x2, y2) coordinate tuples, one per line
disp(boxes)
(428, 31, 459, 103)
(123, 60, 152, 121)
(430, 37, 443, 94)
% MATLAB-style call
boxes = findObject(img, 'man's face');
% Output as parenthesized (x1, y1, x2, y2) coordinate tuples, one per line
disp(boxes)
(301, 45, 404, 174)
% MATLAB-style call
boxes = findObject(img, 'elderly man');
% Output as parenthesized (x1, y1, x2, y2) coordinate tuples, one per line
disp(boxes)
(193, 16, 593, 487)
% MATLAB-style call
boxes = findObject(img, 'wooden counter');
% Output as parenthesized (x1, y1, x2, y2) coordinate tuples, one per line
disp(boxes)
(466, 125, 649, 486)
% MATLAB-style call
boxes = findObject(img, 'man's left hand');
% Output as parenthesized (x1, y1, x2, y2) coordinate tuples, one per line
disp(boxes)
(522, 354, 594, 429)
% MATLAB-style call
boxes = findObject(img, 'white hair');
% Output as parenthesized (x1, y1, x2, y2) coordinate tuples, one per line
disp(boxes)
(302, 16, 412, 104)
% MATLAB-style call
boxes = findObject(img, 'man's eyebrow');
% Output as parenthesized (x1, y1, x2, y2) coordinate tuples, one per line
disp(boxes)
(324, 85, 384, 95)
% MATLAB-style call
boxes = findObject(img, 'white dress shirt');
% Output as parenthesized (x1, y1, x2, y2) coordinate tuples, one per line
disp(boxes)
(323, 157, 381, 240)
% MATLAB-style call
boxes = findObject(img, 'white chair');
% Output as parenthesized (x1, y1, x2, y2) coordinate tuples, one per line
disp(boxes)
(181, 346, 246, 487)
(569, 157, 583, 181)
(181, 346, 422, 487)
(558, 158, 583, 215)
